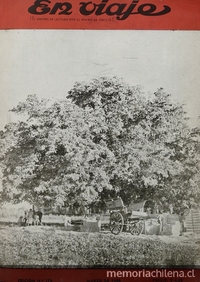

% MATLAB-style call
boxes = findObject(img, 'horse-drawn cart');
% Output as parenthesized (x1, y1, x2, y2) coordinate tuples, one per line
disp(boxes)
(105, 197, 150, 235)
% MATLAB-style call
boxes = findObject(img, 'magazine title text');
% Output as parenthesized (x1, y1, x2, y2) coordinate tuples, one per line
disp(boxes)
(28, 0, 171, 20)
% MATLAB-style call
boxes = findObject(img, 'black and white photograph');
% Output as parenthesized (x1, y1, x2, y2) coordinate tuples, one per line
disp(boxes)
(0, 30, 200, 268)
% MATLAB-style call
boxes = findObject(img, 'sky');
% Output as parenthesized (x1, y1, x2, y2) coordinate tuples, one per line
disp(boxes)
(0, 30, 200, 129)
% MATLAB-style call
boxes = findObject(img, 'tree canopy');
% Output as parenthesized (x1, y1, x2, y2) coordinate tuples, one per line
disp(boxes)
(0, 77, 200, 214)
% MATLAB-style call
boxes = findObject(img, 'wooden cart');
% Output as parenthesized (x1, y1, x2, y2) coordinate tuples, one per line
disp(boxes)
(105, 197, 149, 235)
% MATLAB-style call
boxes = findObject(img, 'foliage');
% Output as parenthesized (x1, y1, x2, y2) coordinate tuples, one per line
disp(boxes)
(0, 226, 198, 266)
(67, 77, 200, 212)
(0, 77, 200, 212)
(0, 95, 114, 209)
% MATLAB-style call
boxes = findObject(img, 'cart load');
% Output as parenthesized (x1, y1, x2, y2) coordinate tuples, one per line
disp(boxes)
(105, 197, 150, 235)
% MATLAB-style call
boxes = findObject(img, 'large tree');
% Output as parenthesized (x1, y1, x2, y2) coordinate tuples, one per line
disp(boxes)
(0, 95, 114, 210)
(67, 77, 200, 212)
(0, 77, 200, 213)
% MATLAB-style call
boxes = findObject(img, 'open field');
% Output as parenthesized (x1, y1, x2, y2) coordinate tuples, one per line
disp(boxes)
(0, 225, 199, 267)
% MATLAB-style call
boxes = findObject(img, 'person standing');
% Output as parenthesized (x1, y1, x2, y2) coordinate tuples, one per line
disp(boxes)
(27, 209, 34, 226)
(157, 212, 165, 235)
(23, 211, 28, 226)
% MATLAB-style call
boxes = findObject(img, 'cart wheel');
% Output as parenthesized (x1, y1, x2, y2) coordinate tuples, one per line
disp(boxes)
(130, 220, 144, 235)
(110, 212, 124, 235)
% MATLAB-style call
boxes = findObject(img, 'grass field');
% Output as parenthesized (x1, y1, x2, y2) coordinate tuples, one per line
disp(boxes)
(0, 225, 199, 267)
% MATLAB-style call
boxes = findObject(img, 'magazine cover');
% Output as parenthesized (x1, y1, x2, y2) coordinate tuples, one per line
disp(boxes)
(0, 0, 200, 281)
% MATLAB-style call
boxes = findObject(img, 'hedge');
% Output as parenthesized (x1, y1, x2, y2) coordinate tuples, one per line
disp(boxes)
(0, 226, 198, 267)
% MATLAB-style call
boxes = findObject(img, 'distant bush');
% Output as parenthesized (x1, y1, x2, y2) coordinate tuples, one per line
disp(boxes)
(0, 202, 31, 218)
(0, 227, 198, 267)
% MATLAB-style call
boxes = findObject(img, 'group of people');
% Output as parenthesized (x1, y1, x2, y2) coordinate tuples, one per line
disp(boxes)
(18, 208, 42, 227)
